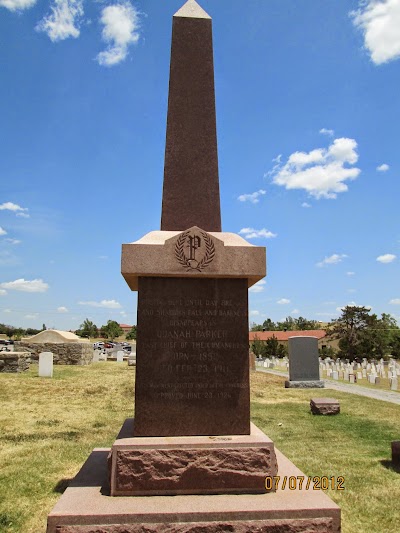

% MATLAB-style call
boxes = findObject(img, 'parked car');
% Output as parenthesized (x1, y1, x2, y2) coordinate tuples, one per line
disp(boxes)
(93, 342, 104, 349)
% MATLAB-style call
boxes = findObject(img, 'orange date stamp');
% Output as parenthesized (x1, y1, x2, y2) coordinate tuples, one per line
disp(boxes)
(265, 475, 345, 491)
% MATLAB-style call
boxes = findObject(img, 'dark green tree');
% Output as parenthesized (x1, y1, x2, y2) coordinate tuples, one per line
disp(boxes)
(328, 306, 372, 361)
(250, 335, 264, 357)
(101, 320, 123, 341)
(262, 318, 276, 331)
(126, 326, 137, 341)
(77, 319, 98, 339)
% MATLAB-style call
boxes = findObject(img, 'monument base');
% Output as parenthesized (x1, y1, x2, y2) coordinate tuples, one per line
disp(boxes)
(285, 380, 325, 388)
(109, 419, 277, 496)
(47, 446, 340, 533)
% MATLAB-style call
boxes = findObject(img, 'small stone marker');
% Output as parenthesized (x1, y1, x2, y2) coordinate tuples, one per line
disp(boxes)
(285, 336, 324, 388)
(349, 374, 355, 384)
(332, 370, 339, 380)
(391, 379, 398, 391)
(310, 398, 340, 416)
(127, 355, 136, 367)
(392, 441, 400, 464)
(116, 351, 124, 363)
(357, 371, 362, 380)
(39, 351, 53, 378)
(93, 351, 100, 362)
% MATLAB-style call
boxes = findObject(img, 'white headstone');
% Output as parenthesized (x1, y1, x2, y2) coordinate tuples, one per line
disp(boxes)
(357, 372, 362, 380)
(349, 374, 355, 384)
(39, 351, 53, 378)
(391, 379, 398, 391)
(93, 351, 100, 362)
(116, 351, 124, 362)
(332, 371, 339, 380)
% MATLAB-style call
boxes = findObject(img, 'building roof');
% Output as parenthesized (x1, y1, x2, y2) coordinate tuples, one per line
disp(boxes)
(249, 330, 326, 342)
(119, 324, 132, 329)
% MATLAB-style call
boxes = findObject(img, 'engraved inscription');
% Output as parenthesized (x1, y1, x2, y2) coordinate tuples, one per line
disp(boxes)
(134, 278, 250, 436)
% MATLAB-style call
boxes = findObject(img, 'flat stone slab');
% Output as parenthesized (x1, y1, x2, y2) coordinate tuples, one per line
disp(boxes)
(110, 420, 277, 496)
(47, 446, 340, 533)
(310, 398, 340, 416)
(285, 380, 325, 389)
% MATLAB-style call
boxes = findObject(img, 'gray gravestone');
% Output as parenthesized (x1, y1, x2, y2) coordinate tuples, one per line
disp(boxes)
(285, 337, 324, 388)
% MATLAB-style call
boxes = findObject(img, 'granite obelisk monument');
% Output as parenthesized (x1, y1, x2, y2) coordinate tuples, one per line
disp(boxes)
(47, 2, 340, 531)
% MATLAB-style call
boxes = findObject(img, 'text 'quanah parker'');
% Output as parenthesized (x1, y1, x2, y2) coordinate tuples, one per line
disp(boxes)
(156, 329, 228, 340)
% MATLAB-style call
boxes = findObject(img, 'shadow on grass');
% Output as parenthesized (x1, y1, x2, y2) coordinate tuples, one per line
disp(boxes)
(380, 459, 400, 474)
(53, 478, 72, 494)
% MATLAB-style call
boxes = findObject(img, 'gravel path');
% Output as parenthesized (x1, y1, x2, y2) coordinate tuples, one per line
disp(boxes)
(256, 367, 400, 406)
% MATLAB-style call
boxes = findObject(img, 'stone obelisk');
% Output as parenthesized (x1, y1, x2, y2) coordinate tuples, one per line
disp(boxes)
(46, 3, 340, 530)
(161, 0, 221, 232)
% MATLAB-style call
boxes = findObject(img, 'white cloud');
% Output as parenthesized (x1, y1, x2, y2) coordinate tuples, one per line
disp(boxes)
(5, 238, 21, 244)
(57, 306, 68, 313)
(376, 163, 390, 172)
(239, 227, 277, 239)
(0, 202, 29, 217)
(301, 202, 312, 208)
(36, 0, 83, 42)
(78, 299, 122, 309)
(0, 0, 36, 11)
(0, 227, 7, 236)
(249, 310, 260, 317)
(320, 128, 335, 136)
(389, 298, 400, 304)
(291, 309, 300, 314)
(25, 313, 38, 319)
(376, 253, 396, 263)
(3, 308, 12, 313)
(96, 2, 140, 66)
(347, 271, 355, 276)
(0, 289, 7, 296)
(249, 280, 266, 293)
(271, 138, 360, 199)
(238, 189, 266, 204)
(347, 288, 356, 293)
(277, 298, 290, 305)
(317, 253, 348, 267)
(0, 278, 49, 292)
(351, 0, 400, 65)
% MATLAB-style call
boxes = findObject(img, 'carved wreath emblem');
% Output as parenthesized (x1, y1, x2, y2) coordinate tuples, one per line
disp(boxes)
(175, 230, 215, 272)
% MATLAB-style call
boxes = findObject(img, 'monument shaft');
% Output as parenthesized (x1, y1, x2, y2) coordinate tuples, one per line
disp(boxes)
(161, 3, 221, 232)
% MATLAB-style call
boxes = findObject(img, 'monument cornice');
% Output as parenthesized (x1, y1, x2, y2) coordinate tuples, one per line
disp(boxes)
(121, 226, 266, 291)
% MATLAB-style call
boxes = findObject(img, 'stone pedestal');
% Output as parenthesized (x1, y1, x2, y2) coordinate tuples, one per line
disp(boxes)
(46, 447, 340, 533)
(109, 419, 277, 496)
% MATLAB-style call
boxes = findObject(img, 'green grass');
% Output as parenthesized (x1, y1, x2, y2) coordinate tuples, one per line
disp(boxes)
(251, 372, 400, 533)
(0, 365, 399, 532)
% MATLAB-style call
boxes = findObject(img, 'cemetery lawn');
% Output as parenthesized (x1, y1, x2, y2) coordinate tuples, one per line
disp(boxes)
(251, 372, 400, 533)
(0, 365, 398, 533)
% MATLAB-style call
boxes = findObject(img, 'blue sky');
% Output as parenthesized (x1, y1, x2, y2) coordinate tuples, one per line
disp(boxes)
(0, 0, 399, 331)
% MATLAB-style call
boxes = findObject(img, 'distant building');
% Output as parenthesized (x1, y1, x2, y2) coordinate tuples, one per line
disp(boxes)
(119, 324, 133, 334)
(249, 330, 337, 351)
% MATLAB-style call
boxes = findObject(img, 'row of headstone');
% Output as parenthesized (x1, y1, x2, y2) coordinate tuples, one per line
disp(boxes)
(320, 357, 399, 390)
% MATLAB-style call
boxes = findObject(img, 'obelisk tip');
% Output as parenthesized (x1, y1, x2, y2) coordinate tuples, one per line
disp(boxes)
(174, 0, 211, 20)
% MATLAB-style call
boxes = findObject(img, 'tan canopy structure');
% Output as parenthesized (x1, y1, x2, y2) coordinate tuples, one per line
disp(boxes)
(23, 329, 88, 344)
